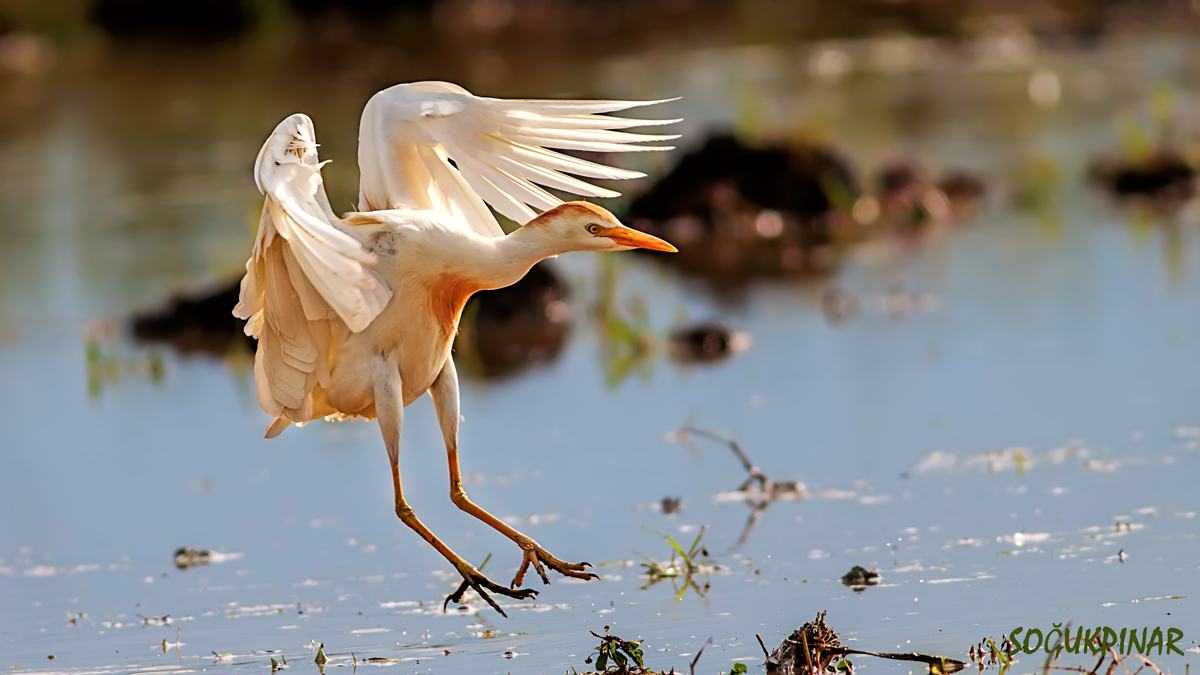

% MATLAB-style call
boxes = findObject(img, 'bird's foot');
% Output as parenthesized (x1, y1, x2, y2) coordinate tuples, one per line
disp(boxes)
(511, 542, 600, 588)
(444, 563, 537, 618)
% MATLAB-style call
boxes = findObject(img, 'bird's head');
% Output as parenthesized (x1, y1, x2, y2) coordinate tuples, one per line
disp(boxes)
(521, 201, 677, 254)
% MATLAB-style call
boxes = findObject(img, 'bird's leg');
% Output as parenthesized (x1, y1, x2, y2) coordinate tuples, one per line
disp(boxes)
(429, 358, 599, 589)
(372, 354, 535, 618)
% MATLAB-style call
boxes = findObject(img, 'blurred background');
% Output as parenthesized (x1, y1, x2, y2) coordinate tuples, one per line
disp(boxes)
(3, 1, 1200, 673)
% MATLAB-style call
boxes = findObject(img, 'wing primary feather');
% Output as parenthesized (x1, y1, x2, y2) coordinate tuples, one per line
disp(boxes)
(416, 145, 505, 237)
(448, 143, 564, 208)
(482, 96, 680, 115)
(480, 133, 647, 180)
(497, 111, 683, 130)
(491, 154, 621, 198)
(457, 167, 541, 223)
(494, 124, 680, 145)
(506, 133, 675, 154)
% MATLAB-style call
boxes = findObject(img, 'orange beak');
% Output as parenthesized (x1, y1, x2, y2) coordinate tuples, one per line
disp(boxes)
(602, 225, 678, 253)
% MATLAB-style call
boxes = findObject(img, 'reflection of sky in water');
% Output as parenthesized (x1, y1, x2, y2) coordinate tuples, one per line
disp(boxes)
(3, 35, 1200, 675)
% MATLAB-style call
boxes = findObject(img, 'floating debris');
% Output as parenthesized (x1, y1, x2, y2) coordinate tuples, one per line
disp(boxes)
(172, 547, 242, 570)
(764, 611, 965, 674)
(966, 635, 1014, 669)
(173, 548, 211, 570)
(636, 526, 722, 600)
(668, 322, 752, 364)
(764, 611, 849, 674)
(839, 566, 880, 591)
(660, 497, 682, 515)
(571, 627, 721, 674)
(585, 626, 647, 673)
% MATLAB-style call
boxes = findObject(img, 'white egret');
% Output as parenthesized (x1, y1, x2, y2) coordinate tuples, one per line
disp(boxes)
(233, 81, 679, 615)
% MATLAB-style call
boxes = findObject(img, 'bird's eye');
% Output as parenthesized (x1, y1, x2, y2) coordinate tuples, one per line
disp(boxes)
(586, 223, 601, 234)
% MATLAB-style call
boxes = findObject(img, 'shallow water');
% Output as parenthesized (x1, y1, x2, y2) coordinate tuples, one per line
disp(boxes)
(3, 28, 1200, 675)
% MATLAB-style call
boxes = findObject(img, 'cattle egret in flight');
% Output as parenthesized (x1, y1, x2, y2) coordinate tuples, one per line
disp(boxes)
(234, 81, 678, 615)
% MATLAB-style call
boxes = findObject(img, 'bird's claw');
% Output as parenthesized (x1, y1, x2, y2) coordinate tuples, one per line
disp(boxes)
(444, 565, 537, 618)
(511, 545, 600, 588)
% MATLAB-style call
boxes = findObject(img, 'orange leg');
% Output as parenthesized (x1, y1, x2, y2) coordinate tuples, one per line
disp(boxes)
(430, 357, 599, 589)
(374, 354, 535, 617)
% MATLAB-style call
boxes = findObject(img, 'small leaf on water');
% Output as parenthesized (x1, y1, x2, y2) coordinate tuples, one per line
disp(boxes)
(732, 663, 749, 674)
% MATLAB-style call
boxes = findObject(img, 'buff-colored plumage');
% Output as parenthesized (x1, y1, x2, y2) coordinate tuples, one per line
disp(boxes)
(232, 81, 679, 614)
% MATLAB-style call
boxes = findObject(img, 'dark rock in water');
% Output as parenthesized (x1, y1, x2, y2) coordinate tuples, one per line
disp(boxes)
(840, 565, 880, 590)
(629, 135, 858, 228)
(1089, 150, 1195, 198)
(625, 134, 858, 284)
(660, 496, 682, 515)
(668, 321, 750, 364)
(132, 283, 253, 357)
(131, 261, 570, 381)
(937, 170, 987, 203)
(878, 161, 923, 199)
(456, 261, 571, 380)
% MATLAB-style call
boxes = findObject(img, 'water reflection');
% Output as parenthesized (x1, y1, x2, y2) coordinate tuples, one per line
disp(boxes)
(85, 319, 168, 398)
(130, 260, 571, 382)
(671, 424, 804, 552)
(455, 261, 571, 381)
(132, 282, 252, 359)
(591, 256, 751, 387)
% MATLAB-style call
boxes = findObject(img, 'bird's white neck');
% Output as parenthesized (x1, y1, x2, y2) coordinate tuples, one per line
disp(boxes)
(473, 224, 566, 291)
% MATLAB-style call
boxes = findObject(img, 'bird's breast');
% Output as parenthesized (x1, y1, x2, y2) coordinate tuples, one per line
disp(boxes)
(425, 272, 482, 339)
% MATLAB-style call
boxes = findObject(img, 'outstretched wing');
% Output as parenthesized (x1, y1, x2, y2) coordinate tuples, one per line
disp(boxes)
(357, 80, 679, 238)
(234, 114, 392, 433)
